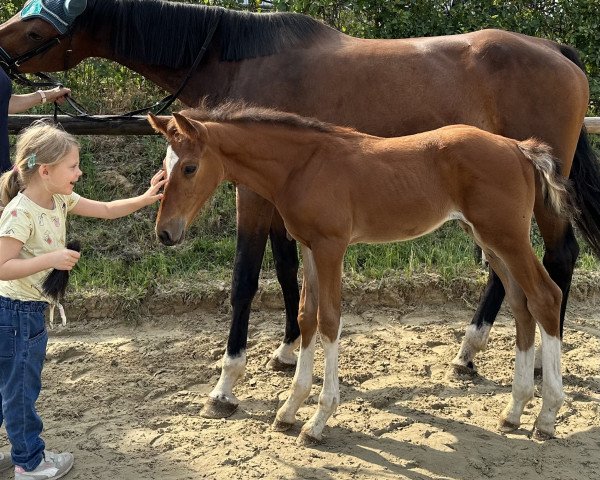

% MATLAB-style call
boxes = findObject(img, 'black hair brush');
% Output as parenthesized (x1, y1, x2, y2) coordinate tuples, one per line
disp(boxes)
(42, 240, 81, 302)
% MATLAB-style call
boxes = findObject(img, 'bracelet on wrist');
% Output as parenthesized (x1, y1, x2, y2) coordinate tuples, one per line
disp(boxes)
(37, 90, 47, 104)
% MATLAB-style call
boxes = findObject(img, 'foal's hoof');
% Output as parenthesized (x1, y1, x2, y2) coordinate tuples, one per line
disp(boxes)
(272, 419, 295, 432)
(297, 431, 323, 446)
(200, 397, 238, 419)
(498, 419, 520, 433)
(268, 357, 297, 372)
(532, 426, 555, 441)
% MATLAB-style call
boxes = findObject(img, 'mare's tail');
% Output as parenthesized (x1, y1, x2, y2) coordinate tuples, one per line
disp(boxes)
(559, 45, 600, 257)
(517, 139, 573, 219)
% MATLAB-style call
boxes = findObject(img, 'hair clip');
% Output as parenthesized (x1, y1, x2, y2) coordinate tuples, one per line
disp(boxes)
(27, 153, 37, 169)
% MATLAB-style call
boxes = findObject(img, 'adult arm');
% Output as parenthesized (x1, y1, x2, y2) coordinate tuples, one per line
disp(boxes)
(8, 86, 71, 114)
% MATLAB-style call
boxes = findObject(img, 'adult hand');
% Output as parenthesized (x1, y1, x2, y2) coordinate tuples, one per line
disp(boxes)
(41, 86, 71, 104)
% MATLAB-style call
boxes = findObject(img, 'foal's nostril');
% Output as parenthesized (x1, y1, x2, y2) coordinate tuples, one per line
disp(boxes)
(158, 230, 173, 245)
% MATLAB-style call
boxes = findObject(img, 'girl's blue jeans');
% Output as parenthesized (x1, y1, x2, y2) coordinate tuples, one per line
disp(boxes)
(0, 295, 48, 471)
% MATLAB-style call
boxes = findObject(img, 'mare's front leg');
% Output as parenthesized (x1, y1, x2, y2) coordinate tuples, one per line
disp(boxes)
(274, 245, 318, 431)
(202, 187, 274, 418)
(267, 209, 301, 370)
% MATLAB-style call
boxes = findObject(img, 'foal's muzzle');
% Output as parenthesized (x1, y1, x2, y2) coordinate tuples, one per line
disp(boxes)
(156, 218, 186, 246)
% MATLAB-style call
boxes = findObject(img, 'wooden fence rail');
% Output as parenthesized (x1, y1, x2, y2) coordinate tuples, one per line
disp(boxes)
(7, 115, 600, 136)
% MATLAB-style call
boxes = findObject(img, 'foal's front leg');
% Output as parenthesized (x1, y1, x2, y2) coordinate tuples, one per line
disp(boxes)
(299, 242, 345, 444)
(273, 246, 318, 430)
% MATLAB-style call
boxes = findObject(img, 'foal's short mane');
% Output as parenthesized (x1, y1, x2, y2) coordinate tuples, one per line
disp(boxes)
(183, 102, 356, 135)
(76, 0, 331, 68)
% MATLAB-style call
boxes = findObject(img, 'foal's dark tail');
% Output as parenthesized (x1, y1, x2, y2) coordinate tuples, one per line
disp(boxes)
(560, 45, 600, 257)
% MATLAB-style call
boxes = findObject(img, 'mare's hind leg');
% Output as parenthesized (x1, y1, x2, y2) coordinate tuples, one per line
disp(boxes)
(274, 245, 318, 431)
(202, 187, 274, 419)
(451, 268, 505, 375)
(533, 219, 579, 373)
(267, 209, 301, 371)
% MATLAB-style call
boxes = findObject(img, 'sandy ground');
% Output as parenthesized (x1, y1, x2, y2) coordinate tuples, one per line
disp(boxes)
(1, 303, 599, 480)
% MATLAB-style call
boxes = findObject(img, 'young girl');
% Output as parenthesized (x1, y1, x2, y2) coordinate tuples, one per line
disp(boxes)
(0, 122, 165, 480)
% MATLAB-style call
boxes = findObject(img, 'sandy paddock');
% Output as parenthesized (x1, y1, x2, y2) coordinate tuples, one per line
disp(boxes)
(1, 299, 599, 480)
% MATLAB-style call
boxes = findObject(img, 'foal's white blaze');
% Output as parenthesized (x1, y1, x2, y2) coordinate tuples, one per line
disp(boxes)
(164, 146, 180, 178)
(451, 323, 492, 370)
(208, 351, 247, 405)
(501, 344, 534, 427)
(535, 329, 564, 436)
(301, 321, 343, 441)
(275, 335, 317, 425)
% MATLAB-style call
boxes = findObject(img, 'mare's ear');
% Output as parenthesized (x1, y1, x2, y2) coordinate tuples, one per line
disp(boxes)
(147, 113, 171, 137)
(173, 112, 208, 142)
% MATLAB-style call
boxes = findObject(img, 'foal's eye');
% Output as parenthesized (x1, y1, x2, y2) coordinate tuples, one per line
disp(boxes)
(183, 164, 197, 176)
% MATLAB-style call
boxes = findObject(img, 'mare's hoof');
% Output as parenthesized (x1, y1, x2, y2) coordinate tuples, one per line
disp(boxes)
(448, 362, 478, 378)
(297, 431, 323, 446)
(200, 397, 238, 419)
(533, 367, 543, 378)
(532, 426, 555, 441)
(268, 357, 297, 372)
(272, 419, 295, 432)
(498, 419, 520, 433)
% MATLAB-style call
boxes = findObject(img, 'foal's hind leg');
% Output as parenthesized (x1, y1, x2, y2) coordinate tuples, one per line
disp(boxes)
(202, 188, 274, 418)
(486, 244, 564, 438)
(483, 253, 536, 432)
(267, 210, 301, 371)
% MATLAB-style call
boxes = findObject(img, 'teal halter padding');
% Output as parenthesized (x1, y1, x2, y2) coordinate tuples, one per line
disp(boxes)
(20, 0, 87, 34)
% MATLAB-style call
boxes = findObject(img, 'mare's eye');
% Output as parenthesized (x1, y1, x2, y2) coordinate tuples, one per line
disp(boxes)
(27, 31, 43, 41)
(183, 164, 197, 176)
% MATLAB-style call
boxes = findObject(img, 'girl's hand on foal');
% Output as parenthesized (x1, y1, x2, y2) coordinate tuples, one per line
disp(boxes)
(142, 170, 167, 204)
(48, 248, 81, 271)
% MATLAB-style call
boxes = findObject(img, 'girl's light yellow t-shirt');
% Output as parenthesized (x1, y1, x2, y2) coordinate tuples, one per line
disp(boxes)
(0, 191, 80, 302)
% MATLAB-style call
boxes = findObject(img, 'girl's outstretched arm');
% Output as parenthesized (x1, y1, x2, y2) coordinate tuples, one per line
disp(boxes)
(71, 170, 166, 219)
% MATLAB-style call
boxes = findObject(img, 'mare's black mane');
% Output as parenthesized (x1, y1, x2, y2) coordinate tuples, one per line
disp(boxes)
(76, 0, 330, 68)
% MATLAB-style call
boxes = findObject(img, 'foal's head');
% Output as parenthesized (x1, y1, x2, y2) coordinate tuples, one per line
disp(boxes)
(148, 112, 225, 246)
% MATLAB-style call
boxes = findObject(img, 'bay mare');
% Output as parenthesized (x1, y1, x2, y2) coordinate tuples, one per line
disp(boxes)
(1, 0, 598, 418)
(148, 104, 572, 442)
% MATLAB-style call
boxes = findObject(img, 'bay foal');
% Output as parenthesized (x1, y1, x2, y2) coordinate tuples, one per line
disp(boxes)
(149, 104, 570, 443)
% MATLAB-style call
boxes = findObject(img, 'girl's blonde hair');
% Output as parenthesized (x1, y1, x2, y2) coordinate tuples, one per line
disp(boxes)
(0, 121, 79, 207)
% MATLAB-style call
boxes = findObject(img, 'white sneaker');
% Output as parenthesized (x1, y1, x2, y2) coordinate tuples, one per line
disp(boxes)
(0, 451, 13, 472)
(14, 451, 74, 480)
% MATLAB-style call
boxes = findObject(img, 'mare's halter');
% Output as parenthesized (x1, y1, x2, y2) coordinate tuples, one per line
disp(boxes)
(0, 9, 223, 120)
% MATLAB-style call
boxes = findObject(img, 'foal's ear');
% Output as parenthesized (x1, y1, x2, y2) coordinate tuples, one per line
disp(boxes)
(173, 113, 208, 141)
(147, 113, 171, 137)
